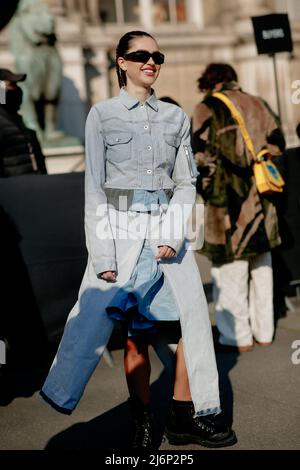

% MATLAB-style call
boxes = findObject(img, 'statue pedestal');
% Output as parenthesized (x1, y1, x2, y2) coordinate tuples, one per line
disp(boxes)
(43, 144, 85, 174)
(41, 133, 82, 148)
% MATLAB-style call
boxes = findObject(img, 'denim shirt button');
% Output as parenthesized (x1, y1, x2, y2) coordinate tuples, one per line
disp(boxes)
(144, 125, 149, 130)
(146, 169, 152, 174)
(147, 145, 152, 150)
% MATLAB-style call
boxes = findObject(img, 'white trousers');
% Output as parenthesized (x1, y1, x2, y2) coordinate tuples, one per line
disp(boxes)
(212, 252, 274, 346)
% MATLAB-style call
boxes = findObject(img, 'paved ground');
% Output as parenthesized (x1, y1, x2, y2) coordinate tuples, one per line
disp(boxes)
(0, 298, 299, 451)
(0, 254, 299, 451)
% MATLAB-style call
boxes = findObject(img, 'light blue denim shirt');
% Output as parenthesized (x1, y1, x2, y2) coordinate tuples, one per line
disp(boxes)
(84, 88, 198, 275)
(129, 189, 170, 212)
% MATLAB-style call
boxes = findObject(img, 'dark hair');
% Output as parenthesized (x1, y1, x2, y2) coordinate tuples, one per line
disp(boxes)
(197, 63, 238, 92)
(159, 96, 181, 107)
(296, 122, 300, 139)
(116, 31, 155, 88)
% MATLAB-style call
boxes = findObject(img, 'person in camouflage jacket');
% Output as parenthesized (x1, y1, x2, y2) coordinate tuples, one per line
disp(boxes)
(192, 63, 285, 350)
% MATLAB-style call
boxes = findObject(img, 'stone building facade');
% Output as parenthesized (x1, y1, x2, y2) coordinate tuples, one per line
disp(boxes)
(1, 0, 300, 150)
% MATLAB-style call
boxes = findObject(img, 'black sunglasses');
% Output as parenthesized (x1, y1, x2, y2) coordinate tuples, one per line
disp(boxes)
(123, 50, 165, 65)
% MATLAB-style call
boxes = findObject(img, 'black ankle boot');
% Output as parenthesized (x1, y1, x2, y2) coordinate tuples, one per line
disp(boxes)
(128, 397, 154, 450)
(164, 399, 237, 448)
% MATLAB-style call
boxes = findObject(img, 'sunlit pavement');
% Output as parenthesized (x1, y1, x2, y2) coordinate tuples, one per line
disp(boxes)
(0, 297, 299, 451)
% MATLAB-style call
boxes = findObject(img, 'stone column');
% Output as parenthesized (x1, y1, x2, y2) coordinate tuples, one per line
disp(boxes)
(220, 0, 269, 29)
(234, 0, 270, 37)
(63, 0, 89, 21)
(85, 46, 111, 104)
(220, 0, 237, 27)
(86, 0, 100, 25)
(236, 0, 269, 19)
(186, 0, 204, 29)
(44, 0, 65, 16)
(139, 0, 154, 30)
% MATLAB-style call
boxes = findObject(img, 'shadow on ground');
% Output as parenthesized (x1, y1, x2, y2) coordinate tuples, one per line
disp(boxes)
(42, 330, 239, 450)
(213, 327, 239, 427)
(44, 368, 173, 450)
(0, 344, 57, 406)
(1, 323, 240, 450)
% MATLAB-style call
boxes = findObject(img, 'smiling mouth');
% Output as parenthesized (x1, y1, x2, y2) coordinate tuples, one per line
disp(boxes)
(142, 68, 156, 75)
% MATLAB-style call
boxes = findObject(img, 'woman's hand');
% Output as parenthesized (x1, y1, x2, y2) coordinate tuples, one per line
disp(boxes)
(155, 245, 176, 261)
(99, 271, 117, 283)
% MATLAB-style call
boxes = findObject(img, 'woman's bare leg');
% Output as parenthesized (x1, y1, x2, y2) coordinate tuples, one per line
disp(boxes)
(124, 335, 151, 405)
(124, 335, 153, 448)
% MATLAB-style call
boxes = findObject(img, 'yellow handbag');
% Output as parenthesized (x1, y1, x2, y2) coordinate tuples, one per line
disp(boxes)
(212, 92, 285, 195)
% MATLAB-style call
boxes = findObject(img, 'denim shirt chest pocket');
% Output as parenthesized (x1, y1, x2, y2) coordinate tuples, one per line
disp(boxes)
(104, 131, 133, 162)
(163, 132, 181, 165)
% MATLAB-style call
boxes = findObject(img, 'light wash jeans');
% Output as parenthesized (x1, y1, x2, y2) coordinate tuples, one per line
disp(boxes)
(41, 209, 220, 417)
(212, 251, 274, 346)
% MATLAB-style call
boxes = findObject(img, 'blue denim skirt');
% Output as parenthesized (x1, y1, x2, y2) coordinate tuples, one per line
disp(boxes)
(106, 238, 180, 336)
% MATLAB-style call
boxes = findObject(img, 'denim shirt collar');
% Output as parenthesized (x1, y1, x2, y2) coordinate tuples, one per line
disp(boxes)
(119, 87, 158, 112)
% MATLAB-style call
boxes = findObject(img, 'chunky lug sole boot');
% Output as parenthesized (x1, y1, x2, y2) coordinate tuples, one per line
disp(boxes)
(128, 397, 154, 450)
(164, 400, 237, 448)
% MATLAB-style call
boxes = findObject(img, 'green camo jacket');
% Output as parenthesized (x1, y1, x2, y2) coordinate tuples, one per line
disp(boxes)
(192, 82, 285, 265)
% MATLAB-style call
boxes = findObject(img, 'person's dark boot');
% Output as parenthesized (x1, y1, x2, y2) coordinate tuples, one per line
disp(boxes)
(164, 399, 237, 448)
(128, 397, 154, 450)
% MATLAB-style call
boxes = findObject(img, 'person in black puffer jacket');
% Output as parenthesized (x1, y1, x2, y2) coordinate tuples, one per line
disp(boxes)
(0, 68, 47, 177)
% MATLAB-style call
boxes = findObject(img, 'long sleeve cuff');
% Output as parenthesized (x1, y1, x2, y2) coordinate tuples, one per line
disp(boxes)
(158, 239, 182, 255)
(94, 258, 117, 278)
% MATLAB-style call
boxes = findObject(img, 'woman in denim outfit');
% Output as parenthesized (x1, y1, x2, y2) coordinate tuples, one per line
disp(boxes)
(40, 31, 236, 449)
